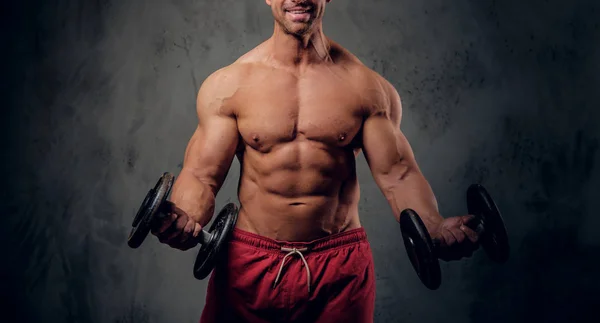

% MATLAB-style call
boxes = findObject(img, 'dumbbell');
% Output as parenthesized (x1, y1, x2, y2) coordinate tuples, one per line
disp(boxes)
(127, 172, 239, 280)
(399, 184, 509, 290)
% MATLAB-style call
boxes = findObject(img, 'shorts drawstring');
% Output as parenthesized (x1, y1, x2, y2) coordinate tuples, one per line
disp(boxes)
(273, 247, 311, 293)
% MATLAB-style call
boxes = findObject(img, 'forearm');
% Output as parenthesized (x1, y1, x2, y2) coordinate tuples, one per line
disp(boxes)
(379, 166, 442, 231)
(169, 167, 216, 227)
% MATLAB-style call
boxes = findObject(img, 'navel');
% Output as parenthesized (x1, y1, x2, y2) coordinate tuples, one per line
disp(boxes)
(338, 133, 347, 142)
(252, 134, 260, 142)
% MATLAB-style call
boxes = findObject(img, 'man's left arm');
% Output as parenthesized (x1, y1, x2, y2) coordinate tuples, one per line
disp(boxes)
(361, 79, 478, 261)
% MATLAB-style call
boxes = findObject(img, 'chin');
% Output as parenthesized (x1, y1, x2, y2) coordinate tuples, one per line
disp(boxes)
(284, 22, 312, 36)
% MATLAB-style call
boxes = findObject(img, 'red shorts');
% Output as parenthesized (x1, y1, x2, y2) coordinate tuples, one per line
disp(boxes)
(200, 228, 376, 323)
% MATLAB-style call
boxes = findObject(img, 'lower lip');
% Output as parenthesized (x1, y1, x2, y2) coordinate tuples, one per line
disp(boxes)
(286, 11, 312, 22)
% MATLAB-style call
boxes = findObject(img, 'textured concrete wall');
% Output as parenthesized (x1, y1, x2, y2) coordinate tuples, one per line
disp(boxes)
(2, 0, 599, 322)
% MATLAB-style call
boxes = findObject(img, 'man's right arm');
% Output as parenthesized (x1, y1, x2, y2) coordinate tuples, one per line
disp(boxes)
(170, 68, 239, 226)
(153, 67, 240, 249)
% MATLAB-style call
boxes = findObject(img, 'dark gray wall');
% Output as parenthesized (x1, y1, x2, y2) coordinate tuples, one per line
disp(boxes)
(2, 1, 599, 322)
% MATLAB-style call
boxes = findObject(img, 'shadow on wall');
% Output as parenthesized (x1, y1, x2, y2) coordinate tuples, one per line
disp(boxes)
(2, 0, 119, 322)
(460, 123, 600, 322)
(2, 1, 249, 322)
(455, 1, 600, 321)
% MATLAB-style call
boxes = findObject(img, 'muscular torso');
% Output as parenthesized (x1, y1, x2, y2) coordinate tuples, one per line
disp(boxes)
(223, 43, 383, 241)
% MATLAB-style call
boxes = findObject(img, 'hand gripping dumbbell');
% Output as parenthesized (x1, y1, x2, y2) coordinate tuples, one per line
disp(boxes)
(127, 172, 239, 280)
(399, 184, 510, 290)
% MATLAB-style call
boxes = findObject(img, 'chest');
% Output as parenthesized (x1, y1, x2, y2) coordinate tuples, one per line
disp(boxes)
(234, 70, 367, 151)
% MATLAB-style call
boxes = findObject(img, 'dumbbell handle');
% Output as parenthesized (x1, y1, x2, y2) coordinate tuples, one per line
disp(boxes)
(197, 229, 214, 246)
(155, 204, 214, 246)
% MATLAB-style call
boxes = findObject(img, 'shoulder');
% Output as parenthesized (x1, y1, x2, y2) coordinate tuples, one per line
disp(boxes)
(199, 63, 246, 94)
(196, 61, 256, 116)
(199, 40, 273, 96)
(197, 41, 282, 117)
(326, 41, 402, 122)
(329, 40, 401, 106)
(350, 62, 402, 123)
(372, 71, 402, 124)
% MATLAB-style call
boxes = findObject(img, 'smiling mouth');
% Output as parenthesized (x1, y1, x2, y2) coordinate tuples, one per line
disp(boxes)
(285, 7, 313, 22)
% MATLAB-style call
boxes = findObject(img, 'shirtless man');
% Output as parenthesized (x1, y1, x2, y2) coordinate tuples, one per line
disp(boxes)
(152, 0, 480, 322)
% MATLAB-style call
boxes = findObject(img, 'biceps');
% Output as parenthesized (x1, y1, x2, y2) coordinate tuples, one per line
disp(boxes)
(183, 115, 239, 188)
(362, 116, 415, 180)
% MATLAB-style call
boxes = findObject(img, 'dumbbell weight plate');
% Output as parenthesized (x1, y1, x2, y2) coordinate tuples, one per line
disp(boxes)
(193, 202, 239, 280)
(466, 184, 510, 264)
(399, 209, 442, 290)
(127, 172, 174, 249)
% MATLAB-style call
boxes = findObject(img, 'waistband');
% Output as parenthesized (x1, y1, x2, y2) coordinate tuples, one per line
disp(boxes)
(230, 227, 368, 253)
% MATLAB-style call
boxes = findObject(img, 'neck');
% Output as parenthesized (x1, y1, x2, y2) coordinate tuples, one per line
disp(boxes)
(269, 22, 331, 66)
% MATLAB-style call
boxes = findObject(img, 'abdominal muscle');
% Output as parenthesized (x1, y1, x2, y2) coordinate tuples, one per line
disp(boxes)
(234, 140, 362, 242)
